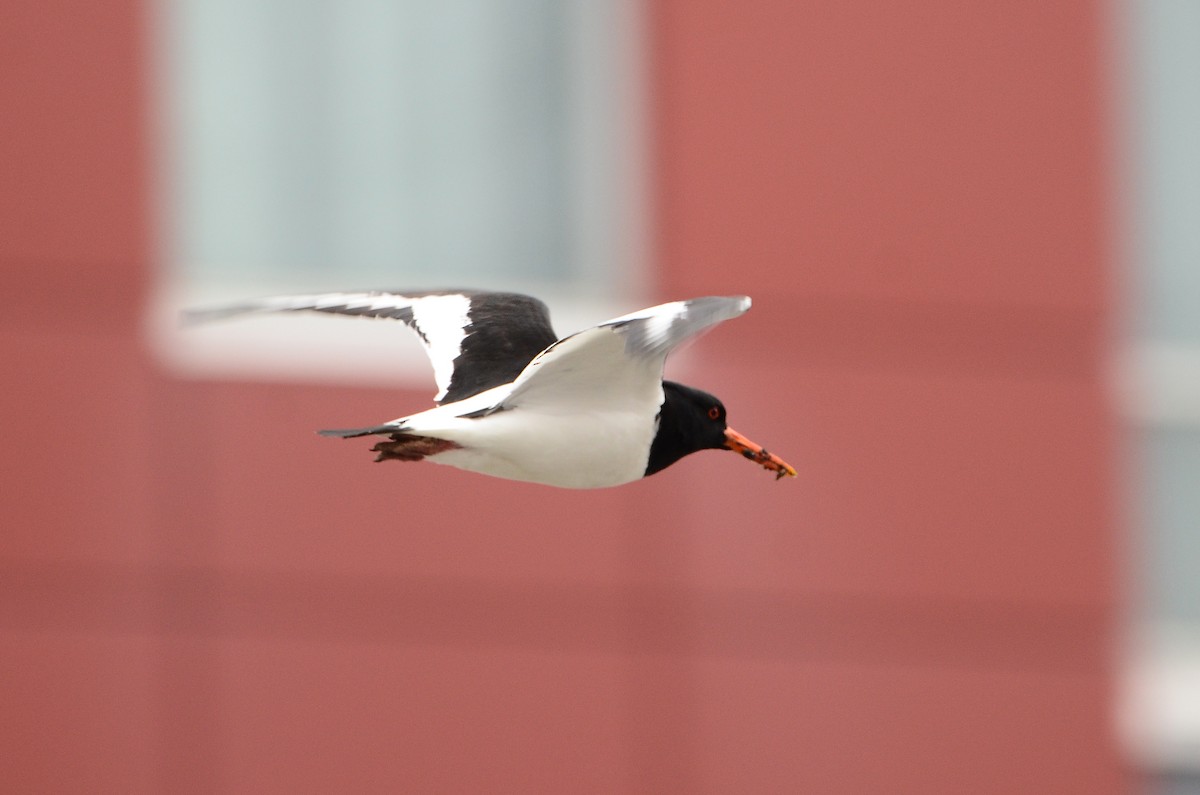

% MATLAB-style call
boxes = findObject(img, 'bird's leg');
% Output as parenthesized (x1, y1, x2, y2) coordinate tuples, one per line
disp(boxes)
(370, 434, 461, 463)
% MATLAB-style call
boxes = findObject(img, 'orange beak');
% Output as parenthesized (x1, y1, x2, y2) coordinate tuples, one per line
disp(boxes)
(723, 427, 797, 480)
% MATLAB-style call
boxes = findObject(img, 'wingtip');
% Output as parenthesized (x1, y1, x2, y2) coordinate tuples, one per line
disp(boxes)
(179, 307, 228, 326)
(705, 294, 752, 320)
(701, 295, 751, 315)
(317, 425, 397, 439)
(179, 302, 261, 326)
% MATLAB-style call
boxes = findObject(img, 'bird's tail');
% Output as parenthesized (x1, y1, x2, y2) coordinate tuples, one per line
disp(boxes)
(318, 423, 458, 462)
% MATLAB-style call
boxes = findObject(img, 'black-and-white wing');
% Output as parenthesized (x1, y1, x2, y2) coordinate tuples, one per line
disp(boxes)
(185, 290, 559, 404)
(500, 296, 751, 411)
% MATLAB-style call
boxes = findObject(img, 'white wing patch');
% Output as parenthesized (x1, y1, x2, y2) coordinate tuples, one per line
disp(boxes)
(409, 294, 472, 402)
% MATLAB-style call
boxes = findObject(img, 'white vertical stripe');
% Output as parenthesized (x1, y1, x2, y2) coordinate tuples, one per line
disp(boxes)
(410, 294, 473, 401)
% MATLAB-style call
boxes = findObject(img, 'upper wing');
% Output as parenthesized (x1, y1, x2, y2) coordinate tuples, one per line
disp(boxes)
(499, 296, 751, 412)
(592, 295, 752, 359)
(185, 290, 559, 404)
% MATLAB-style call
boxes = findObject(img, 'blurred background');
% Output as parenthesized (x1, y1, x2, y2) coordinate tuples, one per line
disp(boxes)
(2, 0, 1197, 792)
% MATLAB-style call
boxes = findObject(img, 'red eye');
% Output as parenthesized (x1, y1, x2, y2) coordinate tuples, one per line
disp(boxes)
(707, 406, 720, 420)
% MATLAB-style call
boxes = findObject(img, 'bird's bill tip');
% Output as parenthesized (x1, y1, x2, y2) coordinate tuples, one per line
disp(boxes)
(723, 428, 796, 480)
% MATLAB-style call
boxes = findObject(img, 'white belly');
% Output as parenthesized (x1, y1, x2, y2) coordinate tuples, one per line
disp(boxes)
(413, 408, 658, 489)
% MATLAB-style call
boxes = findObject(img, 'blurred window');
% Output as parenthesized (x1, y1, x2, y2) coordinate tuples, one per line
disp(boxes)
(1123, 0, 1200, 782)
(152, 0, 646, 381)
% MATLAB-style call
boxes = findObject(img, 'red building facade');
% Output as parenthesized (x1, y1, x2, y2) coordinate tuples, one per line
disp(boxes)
(1, 1, 1127, 791)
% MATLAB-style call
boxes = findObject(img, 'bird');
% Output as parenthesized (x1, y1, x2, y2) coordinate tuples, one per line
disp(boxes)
(187, 290, 796, 489)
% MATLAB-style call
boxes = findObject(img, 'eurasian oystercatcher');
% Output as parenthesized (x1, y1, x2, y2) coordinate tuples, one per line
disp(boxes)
(189, 290, 796, 489)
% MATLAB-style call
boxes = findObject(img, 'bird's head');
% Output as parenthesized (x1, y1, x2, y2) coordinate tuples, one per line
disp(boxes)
(646, 381, 796, 480)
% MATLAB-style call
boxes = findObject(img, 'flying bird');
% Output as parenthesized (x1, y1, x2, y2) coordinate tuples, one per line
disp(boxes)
(188, 290, 796, 489)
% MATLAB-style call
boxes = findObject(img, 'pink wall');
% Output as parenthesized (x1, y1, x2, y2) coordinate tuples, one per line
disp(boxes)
(1, 1, 1127, 791)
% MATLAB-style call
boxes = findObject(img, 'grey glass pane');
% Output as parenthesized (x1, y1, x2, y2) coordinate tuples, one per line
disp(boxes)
(160, 0, 617, 293)
(1129, 0, 1200, 343)
(1138, 428, 1200, 624)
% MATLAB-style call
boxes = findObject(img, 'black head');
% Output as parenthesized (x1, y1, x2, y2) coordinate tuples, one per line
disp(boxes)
(644, 381, 798, 480)
(644, 381, 730, 476)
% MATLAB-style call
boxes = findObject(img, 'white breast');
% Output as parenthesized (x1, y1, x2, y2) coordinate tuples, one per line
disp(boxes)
(399, 383, 664, 489)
